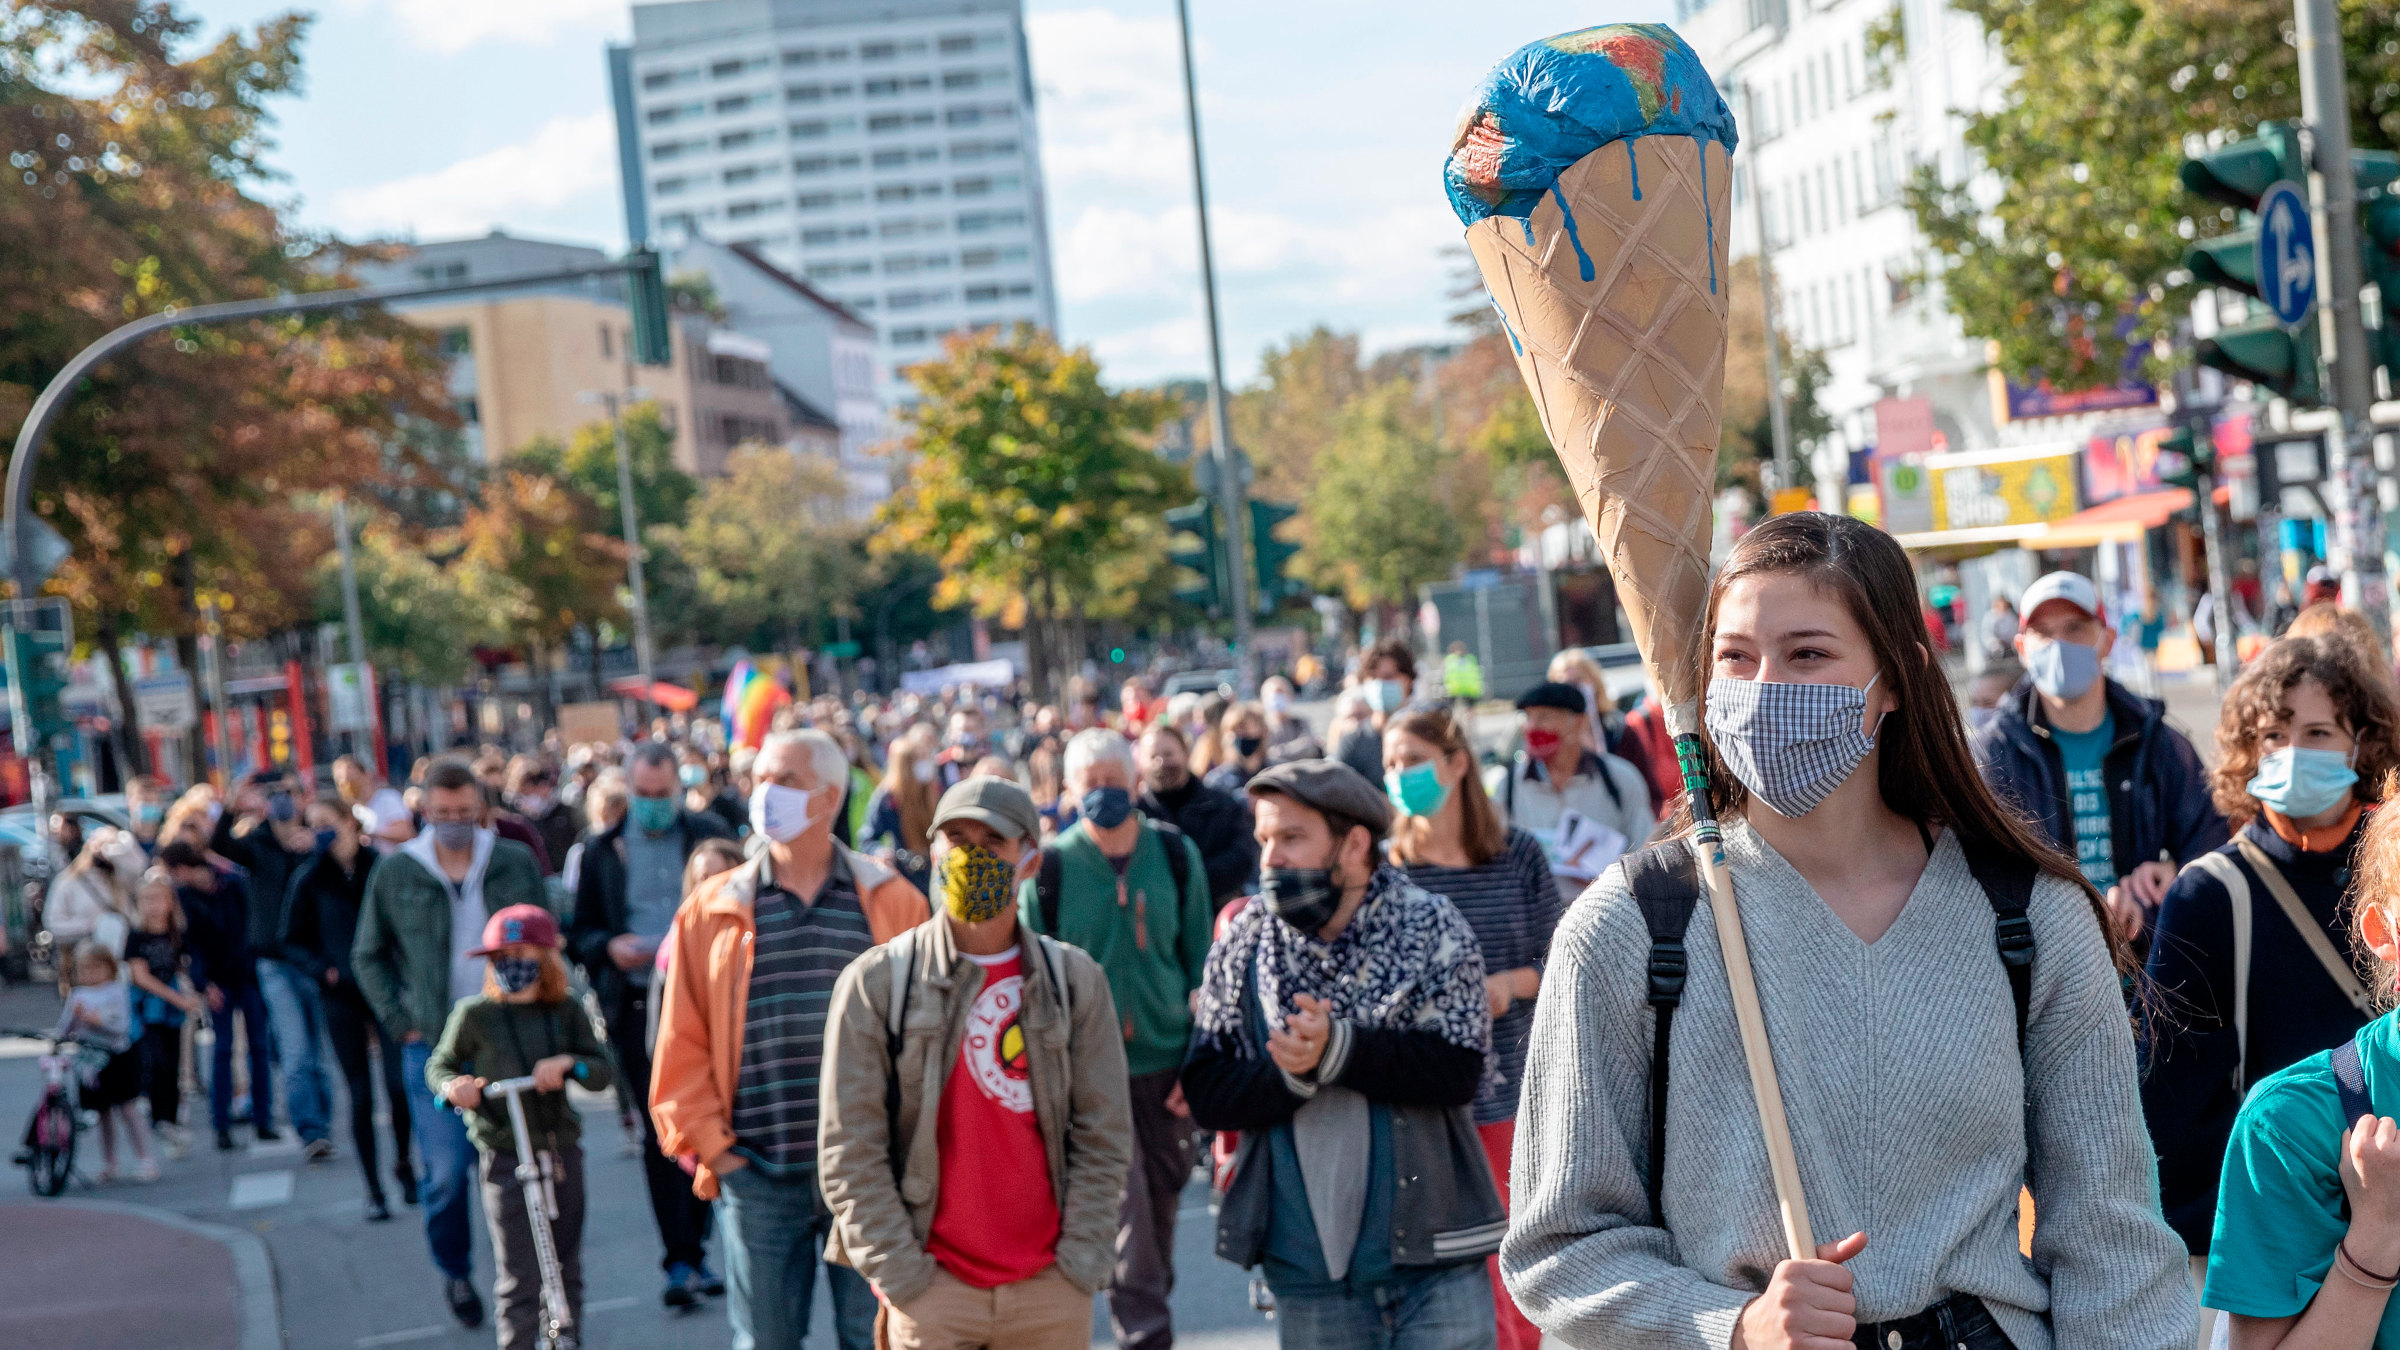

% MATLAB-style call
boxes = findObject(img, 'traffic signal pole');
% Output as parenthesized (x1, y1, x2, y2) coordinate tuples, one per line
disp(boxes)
(2296, 0, 2391, 632)
(1174, 0, 1253, 688)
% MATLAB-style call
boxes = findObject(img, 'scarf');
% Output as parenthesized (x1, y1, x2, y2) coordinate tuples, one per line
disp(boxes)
(1192, 863, 1490, 1058)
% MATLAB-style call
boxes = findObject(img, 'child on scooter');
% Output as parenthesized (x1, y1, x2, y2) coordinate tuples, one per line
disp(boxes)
(55, 939, 155, 1182)
(426, 905, 611, 1349)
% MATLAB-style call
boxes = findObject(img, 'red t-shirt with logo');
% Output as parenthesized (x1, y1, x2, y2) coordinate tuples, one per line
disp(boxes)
(926, 949, 1060, 1288)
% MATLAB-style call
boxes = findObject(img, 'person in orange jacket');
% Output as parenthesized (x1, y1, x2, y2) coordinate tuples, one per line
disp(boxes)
(650, 728, 928, 1350)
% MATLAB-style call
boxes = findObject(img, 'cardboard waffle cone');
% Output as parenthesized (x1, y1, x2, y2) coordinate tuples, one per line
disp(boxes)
(1466, 134, 1732, 728)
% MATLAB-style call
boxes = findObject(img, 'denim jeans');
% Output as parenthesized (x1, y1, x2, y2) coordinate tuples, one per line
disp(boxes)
(256, 959, 331, 1143)
(1272, 1261, 1497, 1350)
(401, 1039, 479, 1282)
(716, 1164, 877, 1350)
(206, 981, 275, 1136)
(1851, 1294, 2019, 1350)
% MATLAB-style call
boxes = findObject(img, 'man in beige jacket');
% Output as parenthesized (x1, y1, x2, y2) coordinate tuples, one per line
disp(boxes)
(819, 776, 1133, 1350)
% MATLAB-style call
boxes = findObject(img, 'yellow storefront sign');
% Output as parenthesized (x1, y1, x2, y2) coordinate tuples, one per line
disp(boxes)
(1930, 451, 2079, 533)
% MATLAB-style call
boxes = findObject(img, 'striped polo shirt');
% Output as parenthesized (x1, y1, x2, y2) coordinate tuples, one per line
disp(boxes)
(1401, 827, 1566, 1125)
(731, 852, 877, 1176)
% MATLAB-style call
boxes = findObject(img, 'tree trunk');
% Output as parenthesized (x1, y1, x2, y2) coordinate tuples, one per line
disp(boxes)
(583, 623, 606, 702)
(97, 615, 147, 780)
(528, 637, 558, 745)
(172, 551, 206, 775)
(1025, 574, 1055, 704)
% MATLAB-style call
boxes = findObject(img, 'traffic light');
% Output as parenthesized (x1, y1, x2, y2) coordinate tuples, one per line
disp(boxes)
(1247, 499, 1303, 616)
(2154, 425, 2213, 489)
(2182, 122, 2322, 404)
(626, 248, 673, 367)
(5, 626, 70, 752)
(1166, 500, 1225, 614)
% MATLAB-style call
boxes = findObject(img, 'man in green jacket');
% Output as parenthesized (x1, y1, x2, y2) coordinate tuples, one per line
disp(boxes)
(1020, 729, 1212, 1350)
(352, 757, 547, 1331)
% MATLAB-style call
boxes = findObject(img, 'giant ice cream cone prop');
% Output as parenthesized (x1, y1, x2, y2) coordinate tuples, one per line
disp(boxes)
(1447, 26, 1815, 1259)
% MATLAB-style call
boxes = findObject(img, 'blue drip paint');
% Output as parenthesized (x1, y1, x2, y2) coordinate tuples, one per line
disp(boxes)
(1627, 139, 1641, 200)
(1520, 216, 1536, 247)
(1698, 136, 1717, 295)
(1493, 301, 1523, 355)
(1549, 185, 1595, 282)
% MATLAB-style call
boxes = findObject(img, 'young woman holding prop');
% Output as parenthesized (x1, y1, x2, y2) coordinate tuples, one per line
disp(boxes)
(1502, 514, 2192, 1350)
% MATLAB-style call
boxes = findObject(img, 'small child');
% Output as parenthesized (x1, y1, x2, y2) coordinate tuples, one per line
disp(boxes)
(55, 940, 155, 1182)
(124, 868, 202, 1160)
(427, 905, 612, 1350)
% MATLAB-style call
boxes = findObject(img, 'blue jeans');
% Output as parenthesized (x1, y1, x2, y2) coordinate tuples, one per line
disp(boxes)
(206, 982, 274, 1136)
(401, 1039, 478, 1281)
(256, 959, 331, 1143)
(716, 1164, 877, 1350)
(1272, 1261, 1496, 1350)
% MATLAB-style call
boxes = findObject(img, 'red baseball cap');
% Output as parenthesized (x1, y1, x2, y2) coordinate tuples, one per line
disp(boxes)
(467, 904, 560, 956)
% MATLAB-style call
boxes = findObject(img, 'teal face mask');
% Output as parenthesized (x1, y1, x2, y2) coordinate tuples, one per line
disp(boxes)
(629, 793, 678, 835)
(1385, 760, 1451, 817)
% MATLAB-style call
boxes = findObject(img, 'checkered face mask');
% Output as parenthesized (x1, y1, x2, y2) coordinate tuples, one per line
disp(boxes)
(1704, 675, 1881, 819)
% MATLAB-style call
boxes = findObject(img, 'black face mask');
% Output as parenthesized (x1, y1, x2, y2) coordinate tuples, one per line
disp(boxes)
(1260, 865, 1341, 934)
(1234, 735, 1264, 758)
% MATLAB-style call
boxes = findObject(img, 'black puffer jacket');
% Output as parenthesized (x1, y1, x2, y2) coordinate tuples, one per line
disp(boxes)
(1138, 777, 1258, 902)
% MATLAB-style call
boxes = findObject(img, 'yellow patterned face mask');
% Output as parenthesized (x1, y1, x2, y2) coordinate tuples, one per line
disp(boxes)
(939, 841, 1019, 924)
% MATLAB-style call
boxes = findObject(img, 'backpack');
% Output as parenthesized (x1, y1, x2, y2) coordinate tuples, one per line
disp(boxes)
(1033, 819, 1193, 935)
(1622, 834, 2037, 1222)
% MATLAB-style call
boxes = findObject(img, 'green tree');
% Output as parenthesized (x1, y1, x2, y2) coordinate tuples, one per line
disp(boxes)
(1898, 0, 2400, 387)
(454, 472, 625, 725)
(510, 402, 696, 542)
(315, 515, 512, 686)
(876, 326, 1182, 697)
(663, 448, 862, 650)
(1229, 328, 1373, 502)
(1303, 382, 1484, 621)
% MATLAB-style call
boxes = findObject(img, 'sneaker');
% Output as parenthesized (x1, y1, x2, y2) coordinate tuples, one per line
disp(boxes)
(131, 1158, 160, 1183)
(695, 1261, 725, 1297)
(662, 1262, 700, 1310)
(444, 1277, 485, 1328)
(162, 1125, 191, 1161)
(214, 1130, 240, 1153)
(302, 1138, 334, 1163)
(253, 1125, 281, 1144)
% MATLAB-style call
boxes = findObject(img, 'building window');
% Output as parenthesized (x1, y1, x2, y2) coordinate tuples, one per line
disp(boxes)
(599, 324, 613, 359)
(953, 174, 1022, 200)
(954, 210, 1025, 234)
(792, 154, 859, 175)
(885, 289, 952, 311)
(651, 138, 705, 161)
(642, 67, 697, 91)
(786, 83, 853, 103)
(647, 102, 703, 126)
(711, 57, 760, 79)
(861, 40, 897, 61)
(711, 355, 771, 388)
(716, 94, 757, 114)
(959, 245, 1029, 269)
(868, 111, 936, 134)
(938, 34, 976, 54)
(783, 48, 819, 67)
(724, 165, 763, 186)
(720, 128, 766, 151)
(437, 326, 472, 356)
(891, 326, 931, 344)
(658, 211, 697, 232)
(950, 139, 1019, 162)
(655, 177, 689, 195)
(727, 198, 781, 219)
(864, 75, 932, 98)
(942, 71, 982, 91)
(456, 397, 480, 424)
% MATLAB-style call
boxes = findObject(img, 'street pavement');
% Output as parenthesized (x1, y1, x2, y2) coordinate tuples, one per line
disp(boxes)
(0, 975, 1277, 1350)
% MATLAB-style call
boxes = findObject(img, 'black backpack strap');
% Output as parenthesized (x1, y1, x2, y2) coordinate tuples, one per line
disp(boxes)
(1621, 841, 1701, 1224)
(2334, 1036, 2373, 1126)
(1149, 820, 1194, 898)
(1959, 836, 2037, 1051)
(1036, 846, 1062, 934)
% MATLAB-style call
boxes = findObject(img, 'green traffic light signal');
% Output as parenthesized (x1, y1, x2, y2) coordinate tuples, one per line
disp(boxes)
(2154, 426, 2206, 488)
(1165, 499, 1224, 614)
(1246, 499, 1303, 617)
(2180, 122, 2305, 210)
(2197, 321, 2321, 404)
(626, 248, 673, 367)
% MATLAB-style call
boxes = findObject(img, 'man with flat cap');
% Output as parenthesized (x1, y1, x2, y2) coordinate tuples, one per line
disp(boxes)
(1493, 681, 1653, 902)
(1180, 760, 1504, 1350)
(819, 775, 1133, 1350)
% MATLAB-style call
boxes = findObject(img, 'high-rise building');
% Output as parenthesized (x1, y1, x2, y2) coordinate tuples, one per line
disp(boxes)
(610, 0, 1059, 406)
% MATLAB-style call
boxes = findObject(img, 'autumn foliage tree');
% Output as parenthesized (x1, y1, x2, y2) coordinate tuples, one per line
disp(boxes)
(453, 472, 624, 726)
(0, 2, 453, 770)
(876, 326, 1182, 698)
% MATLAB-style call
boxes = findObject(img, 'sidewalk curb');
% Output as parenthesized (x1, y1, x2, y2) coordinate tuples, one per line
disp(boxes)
(44, 1196, 282, 1350)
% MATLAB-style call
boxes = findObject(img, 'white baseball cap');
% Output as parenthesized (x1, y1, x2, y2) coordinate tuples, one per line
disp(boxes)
(2018, 571, 2101, 624)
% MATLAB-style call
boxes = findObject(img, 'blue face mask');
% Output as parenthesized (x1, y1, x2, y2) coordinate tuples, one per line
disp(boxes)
(678, 764, 707, 788)
(313, 828, 339, 852)
(2026, 637, 2101, 701)
(2247, 746, 2359, 819)
(629, 794, 678, 836)
(1080, 785, 1134, 830)
(1364, 679, 1407, 715)
(1385, 761, 1451, 817)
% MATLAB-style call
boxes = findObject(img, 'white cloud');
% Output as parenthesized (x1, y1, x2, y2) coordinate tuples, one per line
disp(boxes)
(337, 0, 624, 54)
(1026, 9, 1187, 199)
(321, 111, 618, 241)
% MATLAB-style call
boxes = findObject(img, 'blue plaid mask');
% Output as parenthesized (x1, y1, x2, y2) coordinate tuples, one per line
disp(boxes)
(1704, 675, 1881, 819)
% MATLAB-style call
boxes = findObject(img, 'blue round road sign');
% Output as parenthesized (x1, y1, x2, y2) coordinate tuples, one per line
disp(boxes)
(2255, 180, 2317, 327)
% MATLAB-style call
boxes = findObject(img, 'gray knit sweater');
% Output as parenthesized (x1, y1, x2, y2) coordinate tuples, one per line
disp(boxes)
(1501, 819, 2193, 1350)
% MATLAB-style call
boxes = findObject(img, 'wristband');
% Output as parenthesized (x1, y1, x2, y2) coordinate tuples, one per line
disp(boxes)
(2338, 1238, 2400, 1290)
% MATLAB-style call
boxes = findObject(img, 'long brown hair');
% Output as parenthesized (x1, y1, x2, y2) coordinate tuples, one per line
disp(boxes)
(879, 728, 941, 853)
(2212, 633, 2400, 823)
(482, 946, 572, 1003)
(1384, 706, 1509, 867)
(1692, 513, 2126, 972)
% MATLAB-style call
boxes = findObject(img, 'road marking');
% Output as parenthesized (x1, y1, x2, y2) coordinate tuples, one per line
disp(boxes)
(354, 1328, 445, 1347)
(228, 1170, 293, 1209)
(586, 1296, 640, 1314)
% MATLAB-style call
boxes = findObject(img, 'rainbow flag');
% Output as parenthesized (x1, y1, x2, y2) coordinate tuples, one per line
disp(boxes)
(720, 659, 755, 729)
(723, 660, 791, 750)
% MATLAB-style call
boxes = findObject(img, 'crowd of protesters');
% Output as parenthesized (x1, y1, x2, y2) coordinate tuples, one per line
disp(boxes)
(50, 522, 2400, 1350)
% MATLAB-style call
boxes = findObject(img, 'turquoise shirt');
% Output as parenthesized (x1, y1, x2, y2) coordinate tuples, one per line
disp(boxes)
(2208, 1011, 2400, 1344)
(2050, 711, 2117, 891)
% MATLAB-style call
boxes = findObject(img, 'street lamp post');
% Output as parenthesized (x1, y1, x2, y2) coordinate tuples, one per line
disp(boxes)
(579, 389, 656, 691)
(1173, 0, 1253, 687)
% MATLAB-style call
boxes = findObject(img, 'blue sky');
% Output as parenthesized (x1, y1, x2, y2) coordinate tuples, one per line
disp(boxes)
(182, 0, 1661, 385)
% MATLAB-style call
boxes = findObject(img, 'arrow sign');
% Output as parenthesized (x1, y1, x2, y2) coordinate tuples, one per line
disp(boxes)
(2255, 180, 2317, 327)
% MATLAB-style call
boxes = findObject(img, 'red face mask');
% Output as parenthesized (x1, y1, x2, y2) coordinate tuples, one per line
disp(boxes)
(1525, 728, 1565, 759)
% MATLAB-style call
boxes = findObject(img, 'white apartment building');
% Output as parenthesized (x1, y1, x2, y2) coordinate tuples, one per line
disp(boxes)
(610, 0, 1060, 407)
(1683, 0, 2010, 497)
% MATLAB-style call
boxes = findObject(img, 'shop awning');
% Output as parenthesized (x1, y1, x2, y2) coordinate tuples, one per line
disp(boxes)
(2026, 488, 2195, 550)
(608, 677, 699, 711)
